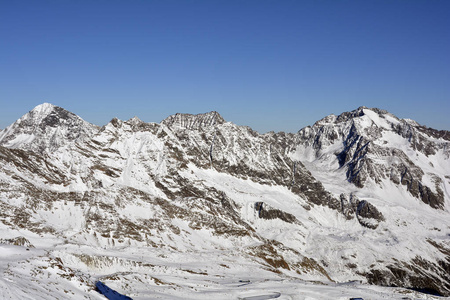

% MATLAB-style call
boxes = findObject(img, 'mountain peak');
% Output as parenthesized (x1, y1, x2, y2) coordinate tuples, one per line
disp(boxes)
(30, 102, 57, 115)
(0, 103, 98, 151)
(12, 103, 78, 128)
(311, 107, 396, 127)
(313, 114, 337, 126)
(127, 116, 143, 125)
(161, 111, 225, 130)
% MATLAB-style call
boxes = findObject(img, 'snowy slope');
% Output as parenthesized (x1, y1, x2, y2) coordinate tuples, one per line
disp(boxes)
(0, 103, 99, 152)
(0, 104, 449, 299)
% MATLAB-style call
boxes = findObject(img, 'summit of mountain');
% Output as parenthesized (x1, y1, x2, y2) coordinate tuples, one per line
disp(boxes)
(293, 106, 449, 208)
(161, 111, 225, 130)
(0, 103, 99, 152)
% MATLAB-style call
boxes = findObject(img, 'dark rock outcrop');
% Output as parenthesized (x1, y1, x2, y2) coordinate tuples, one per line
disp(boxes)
(340, 193, 384, 229)
(254, 202, 299, 224)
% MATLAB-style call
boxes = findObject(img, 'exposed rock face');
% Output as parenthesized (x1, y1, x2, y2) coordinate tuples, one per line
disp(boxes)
(161, 111, 225, 129)
(339, 193, 384, 229)
(0, 236, 34, 248)
(254, 202, 299, 224)
(294, 106, 448, 209)
(365, 254, 450, 297)
(0, 103, 98, 152)
(0, 104, 449, 297)
(355, 200, 384, 229)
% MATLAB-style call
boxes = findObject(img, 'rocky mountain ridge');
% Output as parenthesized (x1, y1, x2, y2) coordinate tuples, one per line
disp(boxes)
(0, 103, 449, 299)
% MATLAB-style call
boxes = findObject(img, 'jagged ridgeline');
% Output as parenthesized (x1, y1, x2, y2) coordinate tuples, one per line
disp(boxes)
(0, 103, 449, 298)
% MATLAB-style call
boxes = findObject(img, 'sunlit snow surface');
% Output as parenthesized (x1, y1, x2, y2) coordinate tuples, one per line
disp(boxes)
(0, 243, 442, 300)
(1, 163, 448, 299)
(1, 105, 449, 299)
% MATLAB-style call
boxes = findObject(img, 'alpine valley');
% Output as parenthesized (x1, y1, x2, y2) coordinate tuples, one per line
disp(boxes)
(0, 103, 449, 300)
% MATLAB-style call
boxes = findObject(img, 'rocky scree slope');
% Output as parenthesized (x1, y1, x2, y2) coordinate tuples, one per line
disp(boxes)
(0, 103, 449, 298)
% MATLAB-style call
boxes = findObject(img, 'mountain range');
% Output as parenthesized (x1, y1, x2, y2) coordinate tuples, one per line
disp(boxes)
(0, 103, 449, 299)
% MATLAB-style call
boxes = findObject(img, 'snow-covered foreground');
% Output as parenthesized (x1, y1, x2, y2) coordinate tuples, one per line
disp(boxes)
(1, 162, 448, 299)
(0, 242, 444, 300)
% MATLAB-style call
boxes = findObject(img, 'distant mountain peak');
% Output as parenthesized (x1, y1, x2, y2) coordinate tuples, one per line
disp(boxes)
(127, 116, 143, 124)
(0, 103, 98, 152)
(311, 107, 398, 129)
(313, 114, 337, 126)
(13, 103, 78, 128)
(30, 102, 57, 115)
(161, 111, 225, 129)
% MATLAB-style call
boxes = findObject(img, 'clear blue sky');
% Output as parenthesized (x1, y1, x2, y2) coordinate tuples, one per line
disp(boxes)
(1, 0, 449, 132)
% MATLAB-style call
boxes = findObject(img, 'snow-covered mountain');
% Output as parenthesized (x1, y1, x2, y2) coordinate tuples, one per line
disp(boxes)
(0, 103, 98, 152)
(0, 104, 449, 299)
